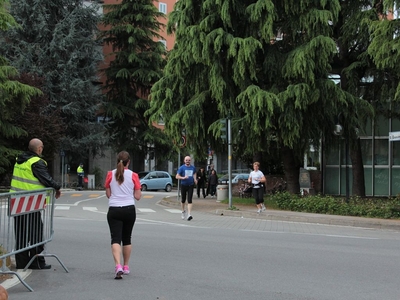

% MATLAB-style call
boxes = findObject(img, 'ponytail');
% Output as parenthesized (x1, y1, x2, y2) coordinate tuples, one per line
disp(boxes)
(115, 151, 130, 184)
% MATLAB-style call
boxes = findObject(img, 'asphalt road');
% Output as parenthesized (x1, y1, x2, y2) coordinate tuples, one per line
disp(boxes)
(3, 190, 400, 300)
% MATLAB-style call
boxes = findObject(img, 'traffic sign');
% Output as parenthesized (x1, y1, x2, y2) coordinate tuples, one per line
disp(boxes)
(179, 136, 186, 148)
(389, 131, 400, 141)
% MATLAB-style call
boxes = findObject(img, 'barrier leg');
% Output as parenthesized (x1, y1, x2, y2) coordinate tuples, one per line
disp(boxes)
(0, 270, 34, 292)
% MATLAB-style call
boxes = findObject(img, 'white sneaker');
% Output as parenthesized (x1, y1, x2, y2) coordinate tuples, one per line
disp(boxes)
(181, 210, 186, 220)
(261, 204, 266, 211)
(257, 209, 261, 213)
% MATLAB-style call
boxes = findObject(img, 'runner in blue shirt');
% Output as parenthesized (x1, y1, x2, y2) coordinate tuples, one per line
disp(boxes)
(176, 156, 197, 221)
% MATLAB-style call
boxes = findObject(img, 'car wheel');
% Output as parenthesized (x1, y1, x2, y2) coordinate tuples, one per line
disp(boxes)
(165, 184, 172, 192)
(141, 184, 147, 191)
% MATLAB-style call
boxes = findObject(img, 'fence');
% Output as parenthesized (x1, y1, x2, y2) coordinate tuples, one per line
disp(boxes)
(0, 188, 68, 292)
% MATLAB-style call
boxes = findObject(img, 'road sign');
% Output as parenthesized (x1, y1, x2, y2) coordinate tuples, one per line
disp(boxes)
(179, 136, 186, 148)
(60, 150, 65, 157)
(220, 119, 227, 142)
(389, 131, 400, 141)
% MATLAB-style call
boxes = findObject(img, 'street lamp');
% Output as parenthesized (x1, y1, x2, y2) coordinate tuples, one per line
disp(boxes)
(334, 120, 349, 202)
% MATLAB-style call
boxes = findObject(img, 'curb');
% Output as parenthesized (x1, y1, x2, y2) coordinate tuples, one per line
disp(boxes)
(0, 269, 32, 290)
(160, 198, 400, 231)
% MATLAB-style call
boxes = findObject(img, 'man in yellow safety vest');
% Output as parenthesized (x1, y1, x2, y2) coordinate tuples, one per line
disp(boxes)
(10, 138, 61, 269)
(77, 163, 84, 190)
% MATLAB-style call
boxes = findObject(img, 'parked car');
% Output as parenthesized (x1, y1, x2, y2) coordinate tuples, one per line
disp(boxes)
(218, 173, 249, 184)
(138, 171, 149, 179)
(139, 171, 173, 192)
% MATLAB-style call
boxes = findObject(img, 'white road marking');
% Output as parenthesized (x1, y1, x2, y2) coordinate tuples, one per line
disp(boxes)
(164, 209, 183, 213)
(55, 206, 70, 210)
(137, 208, 156, 213)
(83, 207, 98, 211)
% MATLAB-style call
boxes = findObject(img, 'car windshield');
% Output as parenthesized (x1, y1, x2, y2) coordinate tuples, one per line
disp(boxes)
(138, 172, 148, 179)
(219, 175, 230, 181)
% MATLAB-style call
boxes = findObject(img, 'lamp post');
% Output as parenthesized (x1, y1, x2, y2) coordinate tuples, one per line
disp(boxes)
(334, 122, 349, 202)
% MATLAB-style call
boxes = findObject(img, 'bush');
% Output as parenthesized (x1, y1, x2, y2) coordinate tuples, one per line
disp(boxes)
(271, 192, 400, 219)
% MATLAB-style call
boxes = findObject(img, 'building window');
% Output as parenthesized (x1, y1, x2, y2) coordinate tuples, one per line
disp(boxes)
(159, 3, 167, 14)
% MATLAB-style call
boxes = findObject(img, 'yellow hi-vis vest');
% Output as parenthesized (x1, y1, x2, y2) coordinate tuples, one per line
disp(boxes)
(10, 157, 46, 192)
(77, 166, 84, 175)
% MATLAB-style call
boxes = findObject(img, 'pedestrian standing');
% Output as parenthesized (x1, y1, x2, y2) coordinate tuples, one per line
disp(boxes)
(196, 167, 207, 198)
(208, 169, 218, 198)
(77, 163, 84, 190)
(248, 162, 266, 213)
(176, 156, 197, 221)
(10, 138, 61, 269)
(104, 151, 141, 279)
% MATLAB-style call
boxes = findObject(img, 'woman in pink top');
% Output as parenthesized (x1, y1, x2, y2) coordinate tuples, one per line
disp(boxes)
(104, 151, 141, 279)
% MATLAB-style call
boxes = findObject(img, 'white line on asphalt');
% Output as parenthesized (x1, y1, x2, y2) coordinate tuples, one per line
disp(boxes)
(164, 209, 182, 213)
(55, 206, 70, 210)
(137, 208, 156, 213)
(83, 207, 98, 211)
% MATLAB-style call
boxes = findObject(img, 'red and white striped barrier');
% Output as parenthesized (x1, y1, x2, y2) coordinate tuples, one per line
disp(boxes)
(0, 188, 69, 292)
(9, 193, 46, 216)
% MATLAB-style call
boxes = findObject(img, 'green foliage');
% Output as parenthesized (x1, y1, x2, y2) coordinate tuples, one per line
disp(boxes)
(368, 1, 400, 100)
(272, 192, 400, 219)
(0, 0, 42, 175)
(99, 0, 169, 166)
(147, 0, 373, 195)
(0, 0, 107, 162)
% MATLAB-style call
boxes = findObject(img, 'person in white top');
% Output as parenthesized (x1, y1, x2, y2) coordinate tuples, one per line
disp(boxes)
(104, 151, 141, 279)
(248, 162, 266, 213)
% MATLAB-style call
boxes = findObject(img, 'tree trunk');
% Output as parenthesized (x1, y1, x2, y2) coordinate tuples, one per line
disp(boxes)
(281, 146, 301, 194)
(350, 138, 366, 197)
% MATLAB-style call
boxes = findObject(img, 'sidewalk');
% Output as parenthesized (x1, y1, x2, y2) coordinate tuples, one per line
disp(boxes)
(160, 196, 400, 231)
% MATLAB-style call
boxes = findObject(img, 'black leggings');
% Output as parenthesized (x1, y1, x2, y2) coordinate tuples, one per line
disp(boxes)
(252, 188, 264, 205)
(107, 205, 136, 245)
(181, 185, 194, 203)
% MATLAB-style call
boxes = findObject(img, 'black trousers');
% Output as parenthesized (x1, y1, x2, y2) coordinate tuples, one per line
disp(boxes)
(107, 205, 136, 245)
(197, 181, 206, 197)
(78, 175, 83, 188)
(14, 211, 46, 269)
(181, 185, 194, 203)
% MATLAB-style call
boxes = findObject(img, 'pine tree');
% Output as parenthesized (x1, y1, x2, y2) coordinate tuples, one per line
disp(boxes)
(0, 0, 41, 177)
(368, 0, 400, 98)
(99, 0, 169, 169)
(0, 0, 106, 162)
(148, 0, 371, 193)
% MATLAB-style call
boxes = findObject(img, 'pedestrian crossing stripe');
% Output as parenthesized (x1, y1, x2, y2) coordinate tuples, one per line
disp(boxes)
(83, 207, 98, 211)
(137, 208, 156, 213)
(55, 206, 70, 210)
(164, 209, 182, 214)
(143, 195, 153, 199)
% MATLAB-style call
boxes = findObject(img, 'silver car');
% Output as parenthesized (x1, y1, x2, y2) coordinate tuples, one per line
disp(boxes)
(218, 173, 249, 184)
(139, 171, 173, 192)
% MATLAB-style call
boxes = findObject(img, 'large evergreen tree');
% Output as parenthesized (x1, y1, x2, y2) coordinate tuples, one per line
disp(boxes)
(99, 0, 170, 169)
(147, 0, 370, 193)
(0, 0, 106, 162)
(368, 0, 400, 98)
(0, 0, 41, 177)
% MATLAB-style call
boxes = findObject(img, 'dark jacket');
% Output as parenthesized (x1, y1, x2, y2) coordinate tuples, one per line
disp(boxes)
(196, 169, 207, 184)
(16, 151, 61, 190)
(208, 173, 218, 186)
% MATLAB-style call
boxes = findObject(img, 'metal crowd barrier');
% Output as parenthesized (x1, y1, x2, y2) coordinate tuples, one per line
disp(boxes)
(0, 188, 68, 292)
